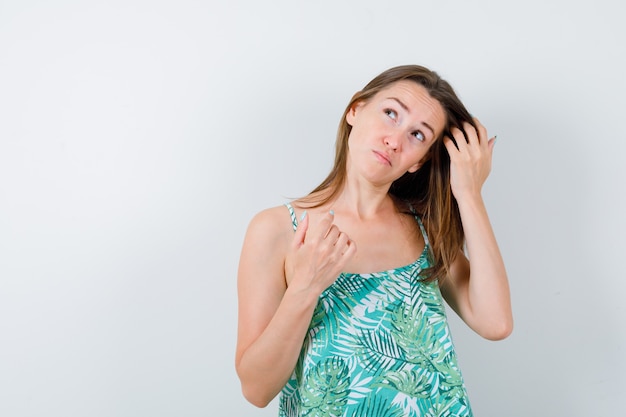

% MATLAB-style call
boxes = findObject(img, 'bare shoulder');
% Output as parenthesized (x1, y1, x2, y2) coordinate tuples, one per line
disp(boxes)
(239, 205, 294, 284)
(245, 205, 294, 244)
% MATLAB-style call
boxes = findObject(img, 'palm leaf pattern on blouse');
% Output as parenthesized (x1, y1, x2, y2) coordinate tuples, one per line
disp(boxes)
(299, 357, 350, 417)
(279, 203, 473, 417)
(345, 393, 406, 417)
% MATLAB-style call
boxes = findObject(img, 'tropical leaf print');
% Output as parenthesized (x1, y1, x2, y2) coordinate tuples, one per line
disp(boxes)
(436, 354, 463, 390)
(355, 328, 405, 373)
(423, 391, 472, 417)
(372, 369, 432, 399)
(344, 370, 373, 405)
(333, 273, 384, 296)
(345, 393, 406, 417)
(308, 300, 333, 350)
(390, 300, 437, 365)
(300, 357, 350, 417)
(280, 380, 301, 417)
(278, 204, 473, 417)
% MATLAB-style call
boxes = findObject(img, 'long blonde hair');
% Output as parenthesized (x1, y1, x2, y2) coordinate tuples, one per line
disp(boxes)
(301, 65, 475, 282)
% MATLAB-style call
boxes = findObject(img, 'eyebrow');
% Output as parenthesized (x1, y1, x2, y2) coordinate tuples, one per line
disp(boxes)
(387, 97, 436, 137)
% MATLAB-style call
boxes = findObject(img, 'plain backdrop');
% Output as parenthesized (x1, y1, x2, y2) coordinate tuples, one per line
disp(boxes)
(1, 0, 624, 416)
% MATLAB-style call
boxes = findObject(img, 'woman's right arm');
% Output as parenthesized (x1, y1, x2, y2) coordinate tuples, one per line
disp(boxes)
(235, 208, 355, 407)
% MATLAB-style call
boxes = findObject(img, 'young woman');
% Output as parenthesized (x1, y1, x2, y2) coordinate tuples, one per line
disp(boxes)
(235, 65, 513, 416)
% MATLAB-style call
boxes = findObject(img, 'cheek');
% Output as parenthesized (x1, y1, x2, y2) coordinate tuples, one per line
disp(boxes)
(414, 143, 435, 164)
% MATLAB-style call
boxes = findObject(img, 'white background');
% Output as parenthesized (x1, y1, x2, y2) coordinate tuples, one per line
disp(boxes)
(1, 0, 624, 416)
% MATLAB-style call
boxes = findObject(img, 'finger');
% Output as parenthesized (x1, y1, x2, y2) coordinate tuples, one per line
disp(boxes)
(447, 127, 467, 152)
(472, 118, 489, 149)
(325, 224, 341, 245)
(317, 210, 336, 239)
(292, 210, 309, 248)
(334, 231, 350, 249)
(328, 236, 356, 280)
(463, 121, 479, 145)
(488, 135, 497, 152)
(444, 135, 460, 155)
(342, 238, 357, 259)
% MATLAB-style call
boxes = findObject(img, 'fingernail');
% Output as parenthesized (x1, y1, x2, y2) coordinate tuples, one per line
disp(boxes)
(494, 135, 498, 145)
(300, 211, 307, 221)
(329, 209, 334, 216)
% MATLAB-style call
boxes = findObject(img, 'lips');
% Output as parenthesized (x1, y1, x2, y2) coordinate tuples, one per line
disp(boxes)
(372, 150, 392, 166)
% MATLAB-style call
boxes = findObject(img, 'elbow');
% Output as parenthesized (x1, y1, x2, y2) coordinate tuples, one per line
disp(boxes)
(481, 318, 513, 341)
(483, 326, 513, 341)
(235, 355, 282, 408)
(240, 383, 275, 408)
(236, 364, 277, 408)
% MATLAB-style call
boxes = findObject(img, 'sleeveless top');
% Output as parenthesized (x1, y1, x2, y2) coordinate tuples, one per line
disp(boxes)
(278, 203, 473, 417)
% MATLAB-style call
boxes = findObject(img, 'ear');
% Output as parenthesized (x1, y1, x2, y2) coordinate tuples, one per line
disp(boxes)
(345, 98, 364, 127)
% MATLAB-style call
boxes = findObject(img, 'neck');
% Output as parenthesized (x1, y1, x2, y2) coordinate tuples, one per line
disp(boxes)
(332, 176, 397, 220)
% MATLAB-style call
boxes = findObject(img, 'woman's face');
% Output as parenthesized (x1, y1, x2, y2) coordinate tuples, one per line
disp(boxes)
(345, 80, 446, 186)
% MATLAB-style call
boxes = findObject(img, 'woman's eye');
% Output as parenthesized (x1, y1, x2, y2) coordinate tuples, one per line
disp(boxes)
(412, 131, 425, 142)
(384, 109, 397, 120)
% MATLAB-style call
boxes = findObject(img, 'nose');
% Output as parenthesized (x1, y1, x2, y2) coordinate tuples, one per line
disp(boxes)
(384, 131, 402, 151)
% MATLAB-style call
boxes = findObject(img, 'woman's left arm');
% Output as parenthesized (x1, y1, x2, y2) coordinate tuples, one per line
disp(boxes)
(440, 118, 513, 341)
